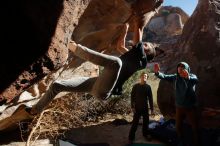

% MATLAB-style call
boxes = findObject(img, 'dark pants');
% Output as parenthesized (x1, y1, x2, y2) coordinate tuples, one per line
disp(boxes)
(176, 107, 199, 146)
(129, 110, 149, 140)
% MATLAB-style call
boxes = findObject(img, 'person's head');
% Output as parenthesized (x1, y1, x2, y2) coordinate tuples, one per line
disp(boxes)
(177, 62, 190, 77)
(140, 72, 148, 83)
(143, 43, 164, 62)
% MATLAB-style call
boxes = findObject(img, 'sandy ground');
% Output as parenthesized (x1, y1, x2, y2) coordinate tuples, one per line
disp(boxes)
(65, 125, 164, 146)
(63, 116, 165, 146)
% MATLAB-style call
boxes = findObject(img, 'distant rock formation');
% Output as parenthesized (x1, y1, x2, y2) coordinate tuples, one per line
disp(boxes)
(144, 6, 189, 42)
(142, 6, 188, 73)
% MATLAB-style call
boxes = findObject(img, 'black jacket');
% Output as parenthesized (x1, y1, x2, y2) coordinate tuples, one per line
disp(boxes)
(131, 83, 153, 112)
(112, 42, 147, 95)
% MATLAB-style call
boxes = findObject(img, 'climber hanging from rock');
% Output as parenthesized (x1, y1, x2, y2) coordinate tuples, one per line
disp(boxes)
(30, 21, 160, 113)
(0, 21, 163, 132)
(0, 0, 164, 131)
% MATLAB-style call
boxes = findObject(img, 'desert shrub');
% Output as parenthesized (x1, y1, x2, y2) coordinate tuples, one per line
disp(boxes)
(25, 69, 161, 145)
(121, 68, 154, 98)
(25, 92, 131, 145)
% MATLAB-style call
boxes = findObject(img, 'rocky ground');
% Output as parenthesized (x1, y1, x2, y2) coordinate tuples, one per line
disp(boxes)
(0, 114, 165, 146)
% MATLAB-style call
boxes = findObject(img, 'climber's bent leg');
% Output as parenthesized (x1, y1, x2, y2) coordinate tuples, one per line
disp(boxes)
(91, 57, 122, 100)
(33, 77, 96, 113)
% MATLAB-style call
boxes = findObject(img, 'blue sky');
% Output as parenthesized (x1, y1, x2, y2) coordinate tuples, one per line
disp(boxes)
(163, 0, 198, 16)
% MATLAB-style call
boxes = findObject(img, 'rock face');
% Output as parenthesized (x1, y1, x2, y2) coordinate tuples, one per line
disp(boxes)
(0, 0, 90, 102)
(142, 6, 187, 75)
(147, 16, 166, 36)
(158, 6, 189, 24)
(0, 0, 161, 103)
(146, 6, 189, 39)
(0, 0, 219, 132)
(0, 0, 163, 132)
(72, 0, 161, 54)
(164, 13, 183, 35)
(157, 0, 220, 127)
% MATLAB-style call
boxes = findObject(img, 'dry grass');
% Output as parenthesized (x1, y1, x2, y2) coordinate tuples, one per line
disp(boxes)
(24, 93, 132, 145)
(24, 69, 162, 146)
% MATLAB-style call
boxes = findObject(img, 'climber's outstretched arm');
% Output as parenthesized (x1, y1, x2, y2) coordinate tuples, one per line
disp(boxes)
(116, 23, 129, 54)
(69, 41, 120, 66)
(132, 15, 144, 45)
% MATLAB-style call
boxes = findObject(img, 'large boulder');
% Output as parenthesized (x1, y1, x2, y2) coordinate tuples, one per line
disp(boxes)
(147, 16, 166, 36)
(0, 0, 161, 104)
(147, 6, 188, 37)
(0, 0, 90, 103)
(157, 6, 189, 24)
(0, 0, 162, 132)
(72, 0, 161, 54)
(164, 13, 183, 35)
(157, 0, 220, 128)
